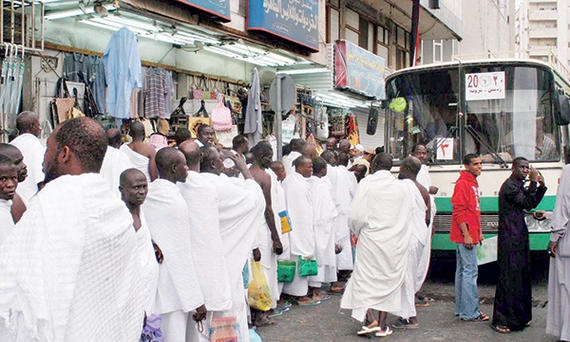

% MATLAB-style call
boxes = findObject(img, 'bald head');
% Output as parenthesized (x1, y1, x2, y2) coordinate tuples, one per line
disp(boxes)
(398, 156, 422, 180)
(290, 138, 306, 153)
(119, 168, 148, 210)
(199, 146, 222, 174)
(119, 168, 146, 187)
(129, 121, 145, 141)
(179, 140, 201, 171)
(106, 128, 122, 148)
(371, 152, 393, 174)
(16, 111, 40, 137)
(155, 147, 188, 183)
(302, 143, 317, 158)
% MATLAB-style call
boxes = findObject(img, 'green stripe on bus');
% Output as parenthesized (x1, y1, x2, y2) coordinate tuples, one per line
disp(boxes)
(434, 195, 556, 213)
(432, 232, 551, 251)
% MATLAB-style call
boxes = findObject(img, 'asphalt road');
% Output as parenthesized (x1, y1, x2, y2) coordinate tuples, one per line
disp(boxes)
(256, 281, 556, 342)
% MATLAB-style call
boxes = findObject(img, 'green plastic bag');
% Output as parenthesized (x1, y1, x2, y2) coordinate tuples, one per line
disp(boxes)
(297, 256, 318, 277)
(247, 261, 273, 311)
(277, 260, 296, 282)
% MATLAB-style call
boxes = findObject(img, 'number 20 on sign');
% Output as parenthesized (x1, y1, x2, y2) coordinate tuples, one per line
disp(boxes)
(465, 71, 505, 101)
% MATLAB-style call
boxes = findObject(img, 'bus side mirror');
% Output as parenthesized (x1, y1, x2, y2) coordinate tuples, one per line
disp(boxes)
(554, 94, 570, 125)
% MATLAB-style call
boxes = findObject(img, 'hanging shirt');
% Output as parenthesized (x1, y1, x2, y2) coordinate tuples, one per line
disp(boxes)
(103, 27, 142, 119)
(144, 67, 174, 119)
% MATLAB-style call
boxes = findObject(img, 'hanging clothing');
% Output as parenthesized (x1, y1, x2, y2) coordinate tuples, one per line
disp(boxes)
(103, 27, 142, 119)
(144, 67, 174, 119)
(63, 54, 107, 114)
(492, 176, 546, 331)
(244, 68, 262, 145)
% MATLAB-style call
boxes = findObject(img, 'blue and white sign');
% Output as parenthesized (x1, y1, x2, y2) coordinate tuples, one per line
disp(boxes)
(176, 0, 231, 22)
(247, 0, 319, 52)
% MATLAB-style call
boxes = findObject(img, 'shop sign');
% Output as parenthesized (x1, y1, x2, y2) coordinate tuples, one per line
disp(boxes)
(334, 40, 386, 100)
(247, 0, 319, 52)
(175, 0, 231, 22)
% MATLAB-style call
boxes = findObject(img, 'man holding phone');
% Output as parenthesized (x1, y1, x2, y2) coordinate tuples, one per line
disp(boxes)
(492, 157, 546, 334)
(450, 153, 489, 322)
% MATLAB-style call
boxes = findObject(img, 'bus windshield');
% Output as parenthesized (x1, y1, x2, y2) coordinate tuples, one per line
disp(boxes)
(385, 64, 561, 163)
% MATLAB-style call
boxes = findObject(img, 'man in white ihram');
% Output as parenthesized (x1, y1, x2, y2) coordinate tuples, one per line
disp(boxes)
(178, 140, 233, 342)
(0, 117, 144, 341)
(9, 111, 45, 202)
(341, 153, 413, 338)
(142, 147, 207, 342)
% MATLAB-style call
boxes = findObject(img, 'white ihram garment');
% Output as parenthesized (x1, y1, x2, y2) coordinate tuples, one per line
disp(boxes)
(340, 171, 413, 322)
(254, 169, 283, 309)
(267, 169, 290, 298)
(416, 164, 436, 286)
(282, 151, 301, 177)
(309, 176, 338, 286)
(138, 213, 159, 315)
(10, 133, 45, 202)
(0, 199, 14, 246)
(100, 145, 134, 197)
(0, 173, 144, 342)
(178, 171, 233, 342)
(282, 172, 314, 297)
(334, 165, 357, 271)
(394, 179, 428, 320)
(120, 143, 152, 182)
(547, 164, 570, 341)
(143, 179, 204, 342)
(201, 173, 265, 342)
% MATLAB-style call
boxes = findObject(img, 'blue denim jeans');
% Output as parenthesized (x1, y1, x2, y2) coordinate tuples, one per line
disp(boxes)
(455, 244, 480, 319)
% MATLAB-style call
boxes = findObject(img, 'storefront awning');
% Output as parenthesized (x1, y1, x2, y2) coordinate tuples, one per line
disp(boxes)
(375, 0, 462, 41)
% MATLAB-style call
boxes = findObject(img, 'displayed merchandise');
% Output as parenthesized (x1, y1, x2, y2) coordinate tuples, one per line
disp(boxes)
(63, 53, 106, 114)
(211, 95, 233, 132)
(144, 67, 174, 119)
(244, 67, 262, 145)
(103, 27, 142, 120)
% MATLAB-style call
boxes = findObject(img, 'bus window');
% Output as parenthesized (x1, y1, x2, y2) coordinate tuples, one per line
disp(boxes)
(464, 66, 560, 162)
(385, 69, 460, 162)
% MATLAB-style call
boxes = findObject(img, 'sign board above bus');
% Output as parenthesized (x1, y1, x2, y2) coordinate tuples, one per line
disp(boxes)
(465, 71, 505, 101)
(334, 40, 386, 99)
(175, 0, 231, 22)
(247, 0, 319, 52)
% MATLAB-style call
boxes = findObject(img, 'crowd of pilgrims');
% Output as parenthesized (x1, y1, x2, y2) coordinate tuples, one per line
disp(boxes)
(2, 112, 567, 342)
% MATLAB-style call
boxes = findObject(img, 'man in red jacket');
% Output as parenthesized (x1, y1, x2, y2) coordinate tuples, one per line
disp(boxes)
(450, 153, 490, 322)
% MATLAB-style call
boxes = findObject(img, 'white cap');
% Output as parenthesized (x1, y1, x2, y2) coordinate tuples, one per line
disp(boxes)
(355, 144, 364, 153)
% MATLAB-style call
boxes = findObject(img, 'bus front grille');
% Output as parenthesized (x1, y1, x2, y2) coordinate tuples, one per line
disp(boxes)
(433, 214, 499, 233)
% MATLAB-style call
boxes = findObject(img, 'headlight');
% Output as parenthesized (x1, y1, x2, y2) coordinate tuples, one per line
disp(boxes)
(525, 211, 552, 232)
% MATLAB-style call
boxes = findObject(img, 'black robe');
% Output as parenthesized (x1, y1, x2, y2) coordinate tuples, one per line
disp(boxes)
(492, 177, 546, 330)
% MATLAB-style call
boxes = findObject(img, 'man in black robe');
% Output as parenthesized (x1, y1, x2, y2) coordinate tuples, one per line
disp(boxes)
(492, 157, 547, 333)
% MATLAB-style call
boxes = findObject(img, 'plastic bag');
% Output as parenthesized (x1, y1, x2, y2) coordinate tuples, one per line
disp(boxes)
(247, 261, 273, 311)
(297, 256, 318, 277)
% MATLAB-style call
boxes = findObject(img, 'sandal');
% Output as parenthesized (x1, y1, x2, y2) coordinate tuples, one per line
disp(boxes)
(392, 318, 419, 329)
(298, 299, 321, 306)
(357, 324, 381, 335)
(375, 327, 393, 337)
(461, 311, 490, 322)
(492, 324, 511, 334)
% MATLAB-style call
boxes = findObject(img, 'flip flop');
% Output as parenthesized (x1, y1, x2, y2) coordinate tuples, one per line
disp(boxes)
(330, 286, 344, 293)
(491, 324, 510, 334)
(419, 295, 436, 302)
(318, 295, 331, 301)
(298, 299, 321, 306)
(268, 307, 291, 318)
(357, 325, 381, 335)
(375, 327, 393, 337)
(392, 318, 419, 329)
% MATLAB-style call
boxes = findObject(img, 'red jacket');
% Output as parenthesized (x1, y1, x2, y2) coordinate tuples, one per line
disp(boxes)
(450, 171, 481, 244)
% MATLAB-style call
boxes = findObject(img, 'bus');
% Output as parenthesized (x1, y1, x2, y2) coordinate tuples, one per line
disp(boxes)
(383, 59, 570, 252)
